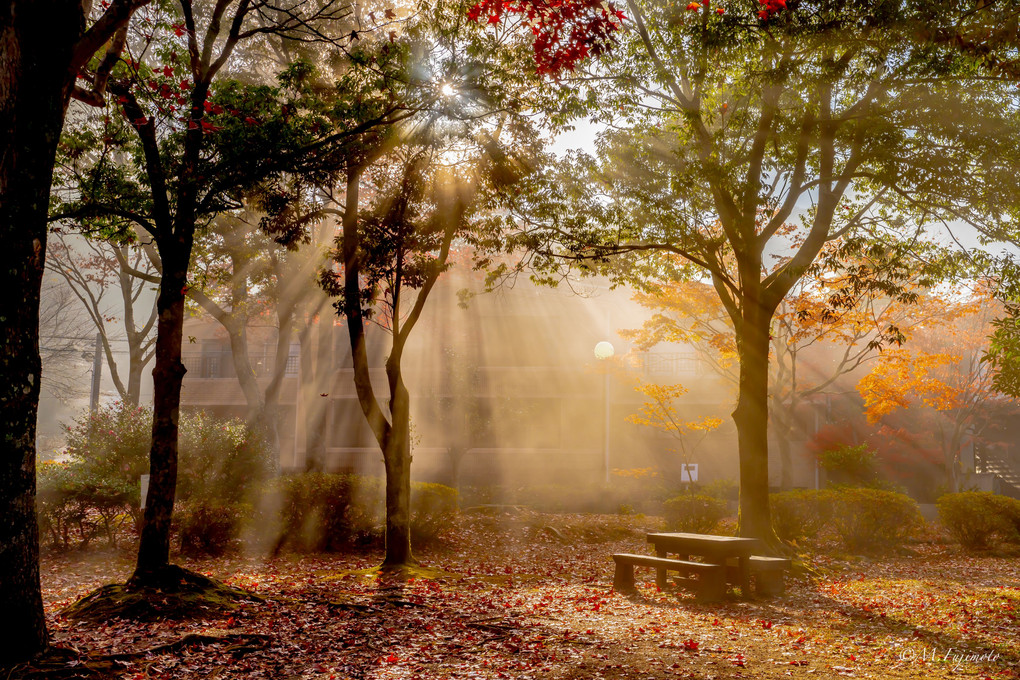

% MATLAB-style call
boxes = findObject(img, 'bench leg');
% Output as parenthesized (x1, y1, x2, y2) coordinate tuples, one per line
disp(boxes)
(756, 571, 785, 596)
(696, 568, 726, 602)
(654, 546, 668, 590)
(738, 556, 751, 597)
(613, 562, 636, 594)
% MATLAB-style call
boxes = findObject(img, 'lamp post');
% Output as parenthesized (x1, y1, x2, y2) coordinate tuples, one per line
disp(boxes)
(594, 341, 614, 484)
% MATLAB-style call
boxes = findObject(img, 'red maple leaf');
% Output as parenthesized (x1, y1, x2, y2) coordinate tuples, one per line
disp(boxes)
(467, 0, 625, 75)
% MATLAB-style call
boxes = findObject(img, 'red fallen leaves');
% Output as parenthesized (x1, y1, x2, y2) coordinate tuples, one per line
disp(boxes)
(682, 639, 699, 651)
(467, 0, 625, 74)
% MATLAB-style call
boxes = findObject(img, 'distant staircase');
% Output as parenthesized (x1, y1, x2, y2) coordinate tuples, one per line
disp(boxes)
(977, 446, 1020, 500)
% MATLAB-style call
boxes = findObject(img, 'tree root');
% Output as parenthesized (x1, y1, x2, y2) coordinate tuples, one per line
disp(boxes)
(61, 564, 259, 622)
(3, 633, 271, 680)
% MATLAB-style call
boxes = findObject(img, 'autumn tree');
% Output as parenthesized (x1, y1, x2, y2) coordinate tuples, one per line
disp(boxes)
(857, 285, 1016, 492)
(0, 0, 153, 663)
(626, 382, 722, 483)
(51, 1, 412, 589)
(485, 0, 1018, 543)
(623, 252, 956, 488)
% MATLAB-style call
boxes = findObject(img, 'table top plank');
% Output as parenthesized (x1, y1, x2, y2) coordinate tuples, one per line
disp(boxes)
(647, 533, 762, 558)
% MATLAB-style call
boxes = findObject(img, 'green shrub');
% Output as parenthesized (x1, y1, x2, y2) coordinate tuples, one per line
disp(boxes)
(40, 403, 271, 551)
(272, 473, 381, 552)
(700, 479, 739, 502)
(178, 502, 251, 556)
(177, 411, 273, 506)
(36, 460, 133, 549)
(662, 493, 727, 533)
(819, 443, 881, 488)
(936, 492, 1020, 550)
(770, 489, 835, 543)
(829, 487, 923, 553)
(272, 474, 457, 552)
(410, 482, 458, 545)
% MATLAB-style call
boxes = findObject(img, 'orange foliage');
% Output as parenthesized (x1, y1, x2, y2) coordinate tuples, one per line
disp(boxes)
(857, 350, 962, 423)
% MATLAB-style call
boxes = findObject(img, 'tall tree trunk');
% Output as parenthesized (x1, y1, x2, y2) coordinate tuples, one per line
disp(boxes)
(733, 303, 777, 544)
(224, 319, 264, 423)
(0, 5, 82, 663)
(131, 251, 188, 584)
(383, 362, 414, 567)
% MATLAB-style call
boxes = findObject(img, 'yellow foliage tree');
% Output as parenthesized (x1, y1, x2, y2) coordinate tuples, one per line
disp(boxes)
(624, 254, 956, 487)
(625, 382, 723, 482)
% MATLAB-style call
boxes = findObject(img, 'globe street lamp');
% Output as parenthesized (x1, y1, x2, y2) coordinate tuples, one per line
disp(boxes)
(594, 341, 614, 484)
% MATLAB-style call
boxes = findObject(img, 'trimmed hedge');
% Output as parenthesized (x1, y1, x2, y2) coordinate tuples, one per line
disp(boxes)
(770, 489, 834, 543)
(937, 492, 1020, 550)
(830, 488, 923, 553)
(769, 487, 923, 553)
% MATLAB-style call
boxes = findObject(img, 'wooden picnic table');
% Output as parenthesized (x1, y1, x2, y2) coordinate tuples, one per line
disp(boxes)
(646, 532, 761, 596)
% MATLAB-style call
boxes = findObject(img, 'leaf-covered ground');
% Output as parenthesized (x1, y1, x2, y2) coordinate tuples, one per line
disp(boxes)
(34, 510, 1020, 680)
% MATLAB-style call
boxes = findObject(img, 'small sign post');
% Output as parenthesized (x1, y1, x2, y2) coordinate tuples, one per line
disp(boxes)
(682, 463, 698, 483)
(140, 474, 150, 509)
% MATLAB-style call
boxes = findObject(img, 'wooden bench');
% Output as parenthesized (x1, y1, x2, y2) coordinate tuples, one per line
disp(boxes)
(725, 556, 792, 596)
(612, 553, 726, 601)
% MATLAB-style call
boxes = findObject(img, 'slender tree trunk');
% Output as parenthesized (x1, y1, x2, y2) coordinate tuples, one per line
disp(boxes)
(224, 319, 264, 423)
(126, 356, 143, 407)
(733, 303, 777, 544)
(382, 364, 414, 566)
(0, 5, 83, 663)
(131, 251, 188, 584)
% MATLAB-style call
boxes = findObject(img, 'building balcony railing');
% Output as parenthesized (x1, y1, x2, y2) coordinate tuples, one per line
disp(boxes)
(182, 351, 299, 380)
(629, 351, 703, 376)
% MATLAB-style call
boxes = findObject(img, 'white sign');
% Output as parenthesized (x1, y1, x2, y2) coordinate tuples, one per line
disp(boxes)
(681, 463, 698, 483)
(140, 474, 150, 509)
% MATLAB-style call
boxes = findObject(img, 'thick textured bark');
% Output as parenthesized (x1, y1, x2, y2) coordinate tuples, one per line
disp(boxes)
(733, 300, 777, 544)
(0, 4, 85, 664)
(132, 252, 188, 582)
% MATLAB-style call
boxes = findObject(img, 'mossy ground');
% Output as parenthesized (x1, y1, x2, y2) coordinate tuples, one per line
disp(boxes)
(61, 564, 258, 622)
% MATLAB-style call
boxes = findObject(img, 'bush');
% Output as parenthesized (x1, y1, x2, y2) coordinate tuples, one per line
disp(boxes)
(829, 487, 923, 553)
(178, 502, 251, 556)
(272, 474, 457, 552)
(40, 403, 271, 551)
(818, 443, 881, 488)
(177, 411, 273, 506)
(272, 473, 381, 552)
(37, 460, 134, 549)
(410, 482, 458, 545)
(937, 492, 1020, 550)
(770, 489, 835, 543)
(700, 479, 739, 502)
(662, 493, 727, 533)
